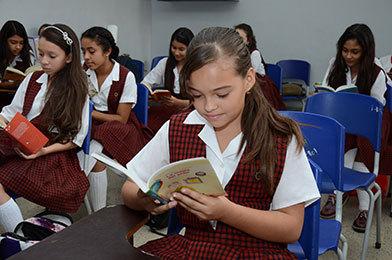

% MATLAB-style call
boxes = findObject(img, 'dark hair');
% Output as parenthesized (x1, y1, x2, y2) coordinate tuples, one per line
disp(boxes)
(38, 23, 51, 35)
(328, 23, 377, 95)
(81, 26, 119, 61)
(0, 20, 32, 77)
(39, 24, 88, 144)
(234, 23, 266, 69)
(180, 27, 303, 193)
(164, 27, 194, 95)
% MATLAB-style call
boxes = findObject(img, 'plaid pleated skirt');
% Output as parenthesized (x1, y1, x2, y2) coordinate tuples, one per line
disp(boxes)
(0, 133, 89, 213)
(139, 233, 296, 260)
(92, 112, 153, 166)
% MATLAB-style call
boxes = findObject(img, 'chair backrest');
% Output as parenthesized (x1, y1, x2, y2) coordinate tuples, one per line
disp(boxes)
(81, 100, 94, 154)
(386, 83, 392, 111)
(299, 158, 322, 260)
(134, 83, 149, 125)
(276, 59, 310, 86)
(130, 59, 144, 83)
(266, 63, 282, 94)
(305, 92, 383, 152)
(280, 110, 345, 191)
(151, 56, 167, 70)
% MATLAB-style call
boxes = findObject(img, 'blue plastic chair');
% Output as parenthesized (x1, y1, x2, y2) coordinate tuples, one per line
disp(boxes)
(385, 83, 392, 112)
(277, 59, 311, 105)
(130, 59, 144, 83)
(281, 111, 348, 259)
(133, 83, 149, 125)
(150, 56, 167, 70)
(266, 63, 282, 94)
(82, 100, 95, 214)
(305, 92, 383, 260)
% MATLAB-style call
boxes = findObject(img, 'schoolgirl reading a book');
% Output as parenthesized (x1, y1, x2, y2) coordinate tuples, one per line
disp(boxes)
(141, 27, 194, 133)
(122, 27, 320, 259)
(0, 20, 35, 79)
(80, 27, 153, 212)
(320, 24, 391, 233)
(234, 23, 285, 110)
(0, 24, 90, 232)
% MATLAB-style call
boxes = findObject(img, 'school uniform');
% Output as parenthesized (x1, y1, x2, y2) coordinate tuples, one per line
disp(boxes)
(142, 57, 190, 133)
(9, 51, 36, 71)
(0, 71, 90, 213)
(322, 57, 391, 209)
(380, 55, 392, 84)
(251, 50, 265, 76)
(86, 61, 152, 167)
(128, 110, 320, 259)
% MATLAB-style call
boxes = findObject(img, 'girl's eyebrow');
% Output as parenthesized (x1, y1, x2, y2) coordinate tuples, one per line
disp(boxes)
(189, 85, 232, 92)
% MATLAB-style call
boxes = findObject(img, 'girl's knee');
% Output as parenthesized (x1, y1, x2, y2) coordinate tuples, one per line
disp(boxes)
(92, 161, 107, 172)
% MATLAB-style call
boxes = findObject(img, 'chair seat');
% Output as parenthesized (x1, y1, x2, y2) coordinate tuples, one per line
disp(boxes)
(341, 167, 377, 191)
(288, 219, 341, 259)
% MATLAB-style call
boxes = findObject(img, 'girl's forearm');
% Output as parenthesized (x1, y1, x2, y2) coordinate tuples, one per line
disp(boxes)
(42, 141, 76, 155)
(92, 110, 126, 123)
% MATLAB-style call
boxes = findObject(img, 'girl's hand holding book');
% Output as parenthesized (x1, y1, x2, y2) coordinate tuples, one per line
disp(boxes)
(172, 188, 230, 222)
(14, 147, 47, 160)
(137, 188, 177, 215)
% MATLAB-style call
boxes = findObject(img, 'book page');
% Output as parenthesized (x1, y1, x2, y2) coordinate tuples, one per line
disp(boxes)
(92, 152, 148, 192)
(335, 85, 358, 93)
(147, 157, 225, 200)
(5, 67, 26, 76)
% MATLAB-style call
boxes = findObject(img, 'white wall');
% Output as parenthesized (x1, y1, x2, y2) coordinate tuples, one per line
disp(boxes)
(0, 0, 152, 64)
(151, 0, 392, 84)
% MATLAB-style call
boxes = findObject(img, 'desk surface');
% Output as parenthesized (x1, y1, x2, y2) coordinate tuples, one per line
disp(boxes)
(10, 205, 156, 260)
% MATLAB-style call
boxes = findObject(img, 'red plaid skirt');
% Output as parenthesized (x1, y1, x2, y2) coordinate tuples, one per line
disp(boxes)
(148, 103, 189, 134)
(257, 74, 286, 110)
(92, 113, 153, 166)
(346, 109, 392, 175)
(139, 234, 295, 259)
(0, 133, 89, 213)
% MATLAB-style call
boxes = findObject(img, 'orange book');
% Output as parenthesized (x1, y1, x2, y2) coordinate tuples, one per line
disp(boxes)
(2, 112, 49, 155)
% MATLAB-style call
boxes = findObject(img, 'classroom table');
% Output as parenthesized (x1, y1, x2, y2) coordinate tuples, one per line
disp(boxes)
(9, 205, 157, 260)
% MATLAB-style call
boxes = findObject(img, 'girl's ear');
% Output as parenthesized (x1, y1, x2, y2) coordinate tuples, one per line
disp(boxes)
(65, 54, 72, 64)
(105, 47, 112, 58)
(245, 67, 256, 92)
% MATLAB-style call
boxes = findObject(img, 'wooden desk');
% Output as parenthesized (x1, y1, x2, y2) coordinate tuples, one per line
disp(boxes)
(9, 205, 157, 260)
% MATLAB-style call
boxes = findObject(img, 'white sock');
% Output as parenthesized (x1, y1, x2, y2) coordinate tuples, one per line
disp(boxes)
(0, 198, 23, 232)
(88, 169, 108, 212)
(353, 161, 371, 211)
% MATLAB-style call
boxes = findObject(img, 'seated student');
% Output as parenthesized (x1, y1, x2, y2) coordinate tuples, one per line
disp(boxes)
(0, 24, 90, 232)
(142, 27, 194, 133)
(0, 20, 35, 78)
(235, 23, 285, 110)
(320, 24, 390, 233)
(122, 27, 320, 259)
(80, 27, 153, 212)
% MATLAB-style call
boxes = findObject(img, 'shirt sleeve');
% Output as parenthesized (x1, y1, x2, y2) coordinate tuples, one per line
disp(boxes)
(370, 70, 387, 106)
(251, 50, 265, 75)
(141, 58, 167, 89)
(126, 121, 171, 183)
(270, 136, 321, 210)
(0, 73, 33, 122)
(72, 96, 90, 147)
(119, 71, 137, 108)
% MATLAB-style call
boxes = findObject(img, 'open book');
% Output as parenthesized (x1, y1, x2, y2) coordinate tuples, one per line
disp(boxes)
(92, 153, 225, 204)
(0, 112, 49, 155)
(315, 84, 358, 93)
(2, 65, 42, 83)
(143, 83, 171, 101)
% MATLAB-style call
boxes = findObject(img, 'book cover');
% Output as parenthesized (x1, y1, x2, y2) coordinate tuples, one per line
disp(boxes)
(92, 153, 225, 203)
(315, 84, 358, 93)
(143, 83, 171, 101)
(3, 112, 49, 155)
(3, 65, 42, 84)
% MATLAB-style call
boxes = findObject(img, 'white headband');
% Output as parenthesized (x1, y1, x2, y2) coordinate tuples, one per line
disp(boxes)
(43, 25, 73, 46)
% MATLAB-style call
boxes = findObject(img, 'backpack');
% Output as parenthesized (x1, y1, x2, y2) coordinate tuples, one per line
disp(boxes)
(0, 210, 73, 259)
(117, 54, 143, 83)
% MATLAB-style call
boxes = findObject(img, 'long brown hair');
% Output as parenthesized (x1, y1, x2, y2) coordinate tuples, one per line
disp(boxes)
(39, 24, 88, 144)
(180, 27, 304, 193)
(328, 24, 378, 95)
